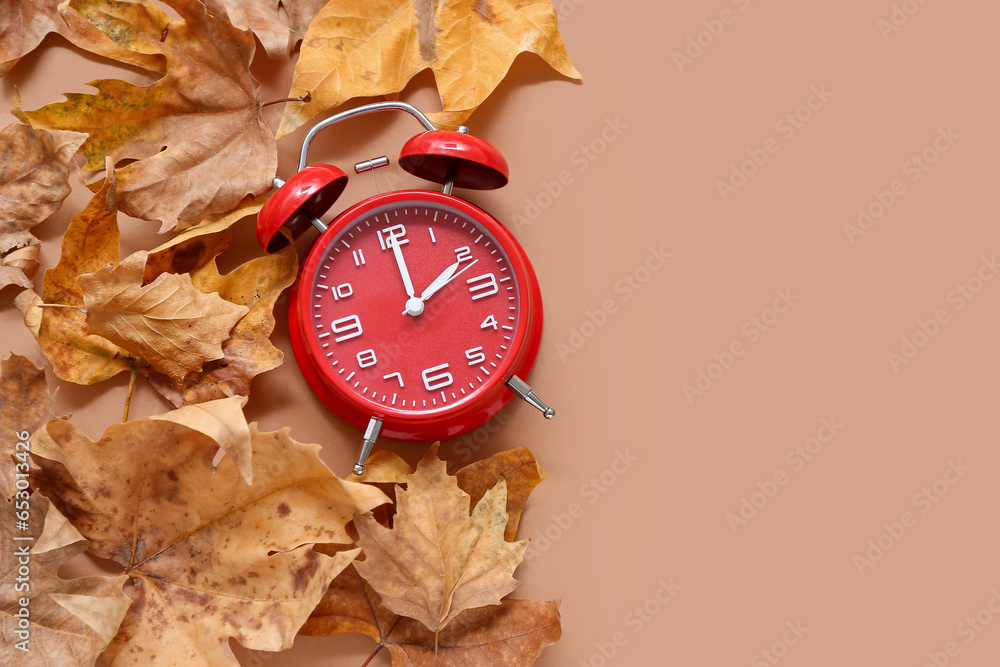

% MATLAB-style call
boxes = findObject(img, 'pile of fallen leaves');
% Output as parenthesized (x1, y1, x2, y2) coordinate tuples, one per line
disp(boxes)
(2, 0, 578, 664)
(2, 357, 559, 665)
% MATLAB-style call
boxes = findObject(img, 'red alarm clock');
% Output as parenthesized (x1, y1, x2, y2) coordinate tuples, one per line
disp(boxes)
(257, 102, 554, 473)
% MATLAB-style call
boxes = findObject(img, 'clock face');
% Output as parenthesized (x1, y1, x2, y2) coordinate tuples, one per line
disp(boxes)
(298, 193, 525, 420)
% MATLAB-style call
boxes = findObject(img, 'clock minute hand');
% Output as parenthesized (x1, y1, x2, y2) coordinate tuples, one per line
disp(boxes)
(420, 258, 479, 303)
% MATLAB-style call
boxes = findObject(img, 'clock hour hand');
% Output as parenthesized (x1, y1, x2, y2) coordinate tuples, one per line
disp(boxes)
(419, 258, 479, 302)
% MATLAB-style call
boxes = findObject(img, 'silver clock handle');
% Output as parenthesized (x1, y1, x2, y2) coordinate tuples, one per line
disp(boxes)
(298, 101, 438, 172)
(353, 416, 383, 476)
(506, 376, 555, 419)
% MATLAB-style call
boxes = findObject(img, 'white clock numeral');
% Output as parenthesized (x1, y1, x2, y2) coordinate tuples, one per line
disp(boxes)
(480, 315, 498, 330)
(428, 227, 437, 243)
(331, 314, 363, 342)
(422, 363, 454, 391)
(356, 349, 377, 368)
(377, 225, 408, 250)
(331, 282, 353, 301)
(465, 346, 486, 365)
(352, 249, 365, 266)
(454, 245, 472, 262)
(383, 372, 404, 387)
(467, 273, 499, 300)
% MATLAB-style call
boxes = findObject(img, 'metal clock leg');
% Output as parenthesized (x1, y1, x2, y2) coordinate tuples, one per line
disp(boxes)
(353, 416, 383, 475)
(506, 376, 556, 419)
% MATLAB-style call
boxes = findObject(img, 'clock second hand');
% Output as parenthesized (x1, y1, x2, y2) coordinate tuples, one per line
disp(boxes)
(403, 258, 479, 315)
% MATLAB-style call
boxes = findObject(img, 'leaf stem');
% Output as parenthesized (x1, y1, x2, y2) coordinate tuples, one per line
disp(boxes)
(37, 303, 87, 314)
(361, 644, 383, 667)
(123, 361, 140, 422)
(262, 92, 311, 108)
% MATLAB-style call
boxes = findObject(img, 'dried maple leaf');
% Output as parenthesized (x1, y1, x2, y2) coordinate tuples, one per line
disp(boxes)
(0, 122, 86, 263)
(217, 0, 329, 59)
(0, 491, 132, 665)
(0, 354, 55, 498)
(144, 222, 297, 407)
(24, 0, 277, 232)
(346, 447, 545, 535)
(277, 0, 581, 137)
(384, 599, 561, 665)
(306, 564, 561, 666)
(19, 170, 293, 406)
(30, 407, 389, 666)
(304, 445, 558, 664)
(353, 444, 528, 648)
(0, 0, 163, 76)
(77, 250, 250, 383)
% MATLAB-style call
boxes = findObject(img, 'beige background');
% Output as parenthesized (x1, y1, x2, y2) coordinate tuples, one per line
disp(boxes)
(4, 1, 1000, 665)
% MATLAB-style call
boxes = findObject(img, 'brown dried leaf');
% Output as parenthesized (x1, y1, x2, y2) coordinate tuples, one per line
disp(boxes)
(143, 197, 266, 279)
(0, 354, 55, 498)
(0, 122, 86, 254)
(24, 0, 277, 232)
(26, 165, 132, 386)
(300, 562, 393, 643)
(383, 599, 561, 665)
(19, 178, 291, 404)
(15, 289, 43, 339)
(354, 445, 528, 642)
(305, 445, 556, 663)
(0, 241, 39, 292)
(144, 236, 297, 406)
(302, 565, 560, 666)
(30, 411, 389, 666)
(217, 0, 329, 59)
(77, 250, 250, 383)
(147, 395, 252, 484)
(278, 0, 581, 137)
(0, 0, 163, 76)
(0, 492, 131, 666)
(455, 446, 545, 542)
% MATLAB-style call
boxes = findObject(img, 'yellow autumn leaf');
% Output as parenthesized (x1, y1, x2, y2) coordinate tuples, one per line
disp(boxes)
(77, 251, 250, 383)
(277, 0, 581, 137)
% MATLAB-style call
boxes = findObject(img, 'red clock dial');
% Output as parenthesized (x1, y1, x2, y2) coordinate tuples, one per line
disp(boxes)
(289, 189, 543, 442)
